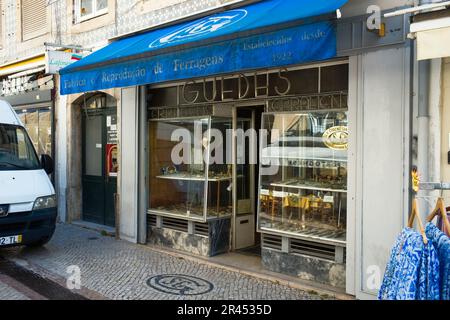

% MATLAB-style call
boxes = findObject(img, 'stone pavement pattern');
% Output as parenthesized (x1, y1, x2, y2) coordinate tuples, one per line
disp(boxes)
(0, 280, 29, 300)
(0, 224, 324, 300)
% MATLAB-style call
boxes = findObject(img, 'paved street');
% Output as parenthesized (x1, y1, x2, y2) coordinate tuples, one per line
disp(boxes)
(0, 224, 326, 300)
(0, 279, 29, 300)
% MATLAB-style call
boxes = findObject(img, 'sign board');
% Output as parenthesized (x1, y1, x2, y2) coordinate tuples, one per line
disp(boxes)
(1, 75, 54, 96)
(60, 20, 337, 95)
(45, 51, 83, 74)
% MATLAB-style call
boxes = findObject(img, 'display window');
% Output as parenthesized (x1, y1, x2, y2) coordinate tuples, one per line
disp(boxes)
(147, 63, 349, 244)
(258, 111, 348, 245)
(149, 117, 233, 221)
(16, 106, 53, 157)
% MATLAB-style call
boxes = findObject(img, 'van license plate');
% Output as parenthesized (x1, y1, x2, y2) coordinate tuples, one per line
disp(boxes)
(0, 235, 22, 246)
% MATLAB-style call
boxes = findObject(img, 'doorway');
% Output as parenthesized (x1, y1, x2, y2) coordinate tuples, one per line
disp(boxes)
(81, 94, 118, 227)
(232, 105, 264, 254)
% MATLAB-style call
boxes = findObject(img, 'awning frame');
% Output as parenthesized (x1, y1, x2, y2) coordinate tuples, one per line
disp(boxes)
(65, 12, 338, 74)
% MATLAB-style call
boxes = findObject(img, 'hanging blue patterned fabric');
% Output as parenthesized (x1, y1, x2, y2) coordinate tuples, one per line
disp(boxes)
(417, 234, 441, 300)
(426, 223, 450, 300)
(378, 228, 440, 300)
(378, 228, 424, 300)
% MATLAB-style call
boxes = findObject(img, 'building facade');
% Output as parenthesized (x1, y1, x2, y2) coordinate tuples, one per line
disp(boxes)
(2, 0, 440, 300)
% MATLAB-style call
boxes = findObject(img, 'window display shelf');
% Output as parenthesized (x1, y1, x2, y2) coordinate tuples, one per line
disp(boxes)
(262, 156, 347, 169)
(259, 223, 346, 247)
(156, 172, 233, 182)
(262, 155, 348, 162)
(258, 111, 348, 245)
(270, 181, 347, 193)
(148, 209, 232, 221)
(149, 117, 234, 222)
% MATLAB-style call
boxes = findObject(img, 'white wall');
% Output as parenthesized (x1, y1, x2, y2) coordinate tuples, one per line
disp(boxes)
(119, 87, 139, 243)
(349, 46, 411, 299)
(342, 0, 415, 18)
(441, 59, 450, 198)
(55, 86, 68, 223)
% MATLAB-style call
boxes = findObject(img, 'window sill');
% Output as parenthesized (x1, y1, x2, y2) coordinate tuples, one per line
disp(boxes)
(21, 32, 49, 44)
(75, 10, 108, 25)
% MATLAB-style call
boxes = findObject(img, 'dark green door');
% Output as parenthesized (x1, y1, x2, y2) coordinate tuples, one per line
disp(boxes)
(82, 108, 117, 227)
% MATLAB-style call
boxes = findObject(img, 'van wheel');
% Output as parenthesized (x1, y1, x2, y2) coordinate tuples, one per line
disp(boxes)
(26, 236, 52, 247)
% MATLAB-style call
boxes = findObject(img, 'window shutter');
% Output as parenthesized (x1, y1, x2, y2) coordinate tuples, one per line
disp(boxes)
(21, 0, 47, 41)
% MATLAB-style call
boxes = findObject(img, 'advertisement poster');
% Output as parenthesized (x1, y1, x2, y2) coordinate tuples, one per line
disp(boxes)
(106, 143, 118, 177)
(106, 114, 118, 177)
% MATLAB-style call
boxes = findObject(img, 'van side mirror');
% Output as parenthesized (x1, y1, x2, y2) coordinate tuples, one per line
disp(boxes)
(41, 154, 54, 175)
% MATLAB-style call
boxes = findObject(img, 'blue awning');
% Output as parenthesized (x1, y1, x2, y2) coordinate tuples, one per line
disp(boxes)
(60, 0, 348, 95)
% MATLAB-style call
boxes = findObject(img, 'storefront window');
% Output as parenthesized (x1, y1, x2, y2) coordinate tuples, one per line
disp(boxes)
(258, 111, 348, 245)
(16, 107, 52, 157)
(149, 117, 233, 221)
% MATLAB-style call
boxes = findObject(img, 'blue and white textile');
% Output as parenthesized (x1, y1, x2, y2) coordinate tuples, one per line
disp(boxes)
(426, 223, 450, 300)
(378, 228, 440, 300)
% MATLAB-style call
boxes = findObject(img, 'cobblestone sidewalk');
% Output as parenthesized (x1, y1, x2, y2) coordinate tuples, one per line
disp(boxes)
(0, 280, 29, 300)
(0, 223, 325, 300)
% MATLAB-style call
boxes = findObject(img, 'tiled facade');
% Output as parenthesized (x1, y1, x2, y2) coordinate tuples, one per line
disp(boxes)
(0, 0, 248, 65)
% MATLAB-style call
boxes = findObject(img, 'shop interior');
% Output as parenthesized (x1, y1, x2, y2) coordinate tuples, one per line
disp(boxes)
(146, 63, 349, 271)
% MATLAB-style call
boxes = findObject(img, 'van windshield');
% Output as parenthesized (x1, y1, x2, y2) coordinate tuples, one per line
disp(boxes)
(0, 124, 40, 171)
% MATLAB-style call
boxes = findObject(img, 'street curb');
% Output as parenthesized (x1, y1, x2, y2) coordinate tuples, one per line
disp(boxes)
(141, 244, 355, 301)
(9, 257, 109, 300)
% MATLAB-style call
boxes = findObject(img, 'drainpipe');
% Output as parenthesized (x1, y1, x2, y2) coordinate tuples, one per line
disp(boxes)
(417, 57, 442, 217)
(417, 60, 430, 215)
(428, 60, 442, 187)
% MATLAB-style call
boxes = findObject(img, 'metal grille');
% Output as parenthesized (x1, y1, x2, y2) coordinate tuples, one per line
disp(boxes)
(261, 234, 282, 251)
(147, 215, 157, 227)
(290, 239, 336, 261)
(5, 211, 31, 218)
(161, 216, 188, 233)
(0, 222, 26, 234)
(194, 222, 209, 237)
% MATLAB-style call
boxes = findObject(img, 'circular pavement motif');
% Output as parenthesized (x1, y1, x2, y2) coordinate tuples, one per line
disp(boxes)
(147, 274, 214, 296)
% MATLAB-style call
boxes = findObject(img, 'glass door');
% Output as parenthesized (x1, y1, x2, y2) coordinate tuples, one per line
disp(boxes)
(233, 106, 264, 251)
(81, 94, 117, 227)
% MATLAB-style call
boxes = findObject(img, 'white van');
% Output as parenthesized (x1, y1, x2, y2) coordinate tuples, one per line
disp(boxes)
(0, 100, 56, 247)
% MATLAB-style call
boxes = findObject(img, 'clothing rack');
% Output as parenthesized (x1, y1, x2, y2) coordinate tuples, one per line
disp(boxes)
(414, 182, 450, 240)
(419, 182, 450, 191)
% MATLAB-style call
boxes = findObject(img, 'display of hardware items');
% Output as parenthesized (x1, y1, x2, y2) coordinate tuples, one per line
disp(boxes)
(149, 117, 233, 221)
(259, 111, 348, 245)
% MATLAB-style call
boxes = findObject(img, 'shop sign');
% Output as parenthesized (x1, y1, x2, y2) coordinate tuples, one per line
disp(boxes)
(60, 20, 337, 95)
(149, 9, 248, 49)
(322, 126, 348, 150)
(46, 51, 83, 74)
(1, 74, 54, 96)
(268, 93, 348, 112)
(180, 69, 291, 104)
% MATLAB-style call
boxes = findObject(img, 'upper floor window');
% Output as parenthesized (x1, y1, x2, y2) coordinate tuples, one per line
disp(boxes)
(75, 0, 108, 23)
(21, 0, 47, 41)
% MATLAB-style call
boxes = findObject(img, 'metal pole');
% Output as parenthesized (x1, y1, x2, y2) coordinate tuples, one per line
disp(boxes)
(417, 60, 430, 216)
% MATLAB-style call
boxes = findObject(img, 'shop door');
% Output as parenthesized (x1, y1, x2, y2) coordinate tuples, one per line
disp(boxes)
(82, 109, 118, 227)
(233, 106, 264, 251)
